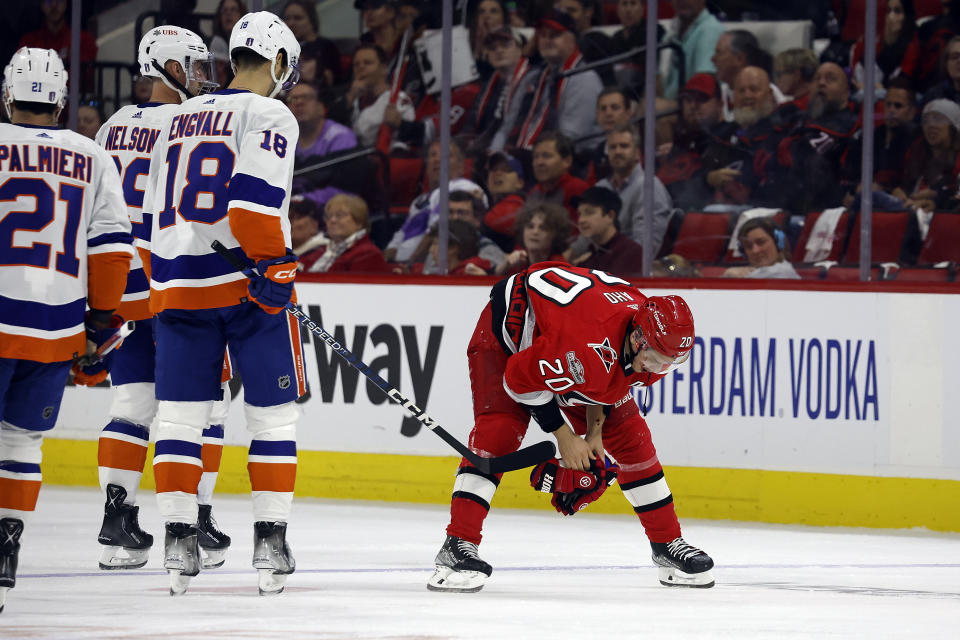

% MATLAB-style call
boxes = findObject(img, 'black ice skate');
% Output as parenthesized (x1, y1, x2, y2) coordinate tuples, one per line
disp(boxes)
(252, 521, 295, 596)
(427, 535, 493, 593)
(98, 484, 153, 570)
(651, 536, 715, 588)
(163, 522, 201, 596)
(0, 518, 24, 614)
(197, 504, 231, 569)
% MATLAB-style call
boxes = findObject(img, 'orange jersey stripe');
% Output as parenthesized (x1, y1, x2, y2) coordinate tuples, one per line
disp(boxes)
(228, 207, 286, 263)
(0, 330, 84, 363)
(221, 349, 232, 382)
(247, 462, 297, 493)
(97, 438, 148, 472)
(287, 313, 307, 397)
(137, 246, 152, 281)
(201, 443, 223, 473)
(88, 251, 132, 312)
(154, 462, 203, 495)
(150, 279, 249, 313)
(0, 477, 42, 512)
(116, 297, 152, 323)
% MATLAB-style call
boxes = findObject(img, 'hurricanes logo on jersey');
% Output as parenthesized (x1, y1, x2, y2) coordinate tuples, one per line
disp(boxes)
(588, 337, 618, 374)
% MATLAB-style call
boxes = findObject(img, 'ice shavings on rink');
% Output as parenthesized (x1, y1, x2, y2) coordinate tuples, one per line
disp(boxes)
(2, 487, 958, 639)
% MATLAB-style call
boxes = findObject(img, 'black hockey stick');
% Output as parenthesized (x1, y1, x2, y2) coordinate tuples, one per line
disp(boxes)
(211, 240, 556, 474)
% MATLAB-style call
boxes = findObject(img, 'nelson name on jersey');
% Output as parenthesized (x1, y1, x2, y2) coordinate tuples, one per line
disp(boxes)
(102, 123, 161, 153)
(0, 142, 93, 183)
(167, 109, 235, 141)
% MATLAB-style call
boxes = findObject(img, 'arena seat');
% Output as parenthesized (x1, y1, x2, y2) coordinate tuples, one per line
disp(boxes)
(388, 156, 424, 208)
(841, 211, 915, 264)
(893, 267, 955, 283)
(917, 213, 960, 264)
(699, 265, 728, 278)
(824, 266, 882, 281)
(666, 212, 734, 263)
(791, 210, 850, 263)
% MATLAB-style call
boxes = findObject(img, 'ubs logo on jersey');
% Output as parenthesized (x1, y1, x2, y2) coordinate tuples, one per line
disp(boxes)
(565, 351, 585, 384)
(588, 337, 618, 373)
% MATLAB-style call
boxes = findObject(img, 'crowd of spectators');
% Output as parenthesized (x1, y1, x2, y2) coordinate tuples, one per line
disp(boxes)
(14, 0, 960, 281)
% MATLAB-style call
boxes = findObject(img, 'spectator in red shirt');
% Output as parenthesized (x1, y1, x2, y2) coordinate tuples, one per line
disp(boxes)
(302, 194, 390, 273)
(574, 186, 645, 277)
(495, 202, 572, 275)
(526, 131, 591, 220)
(483, 151, 528, 251)
(20, 0, 97, 92)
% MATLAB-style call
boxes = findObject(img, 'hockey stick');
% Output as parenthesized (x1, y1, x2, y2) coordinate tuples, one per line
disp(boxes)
(211, 241, 556, 474)
(75, 320, 136, 367)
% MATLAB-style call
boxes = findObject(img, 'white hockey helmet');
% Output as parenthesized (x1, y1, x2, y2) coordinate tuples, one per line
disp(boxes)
(138, 26, 218, 99)
(229, 11, 301, 98)
(2, 47, 68, 120)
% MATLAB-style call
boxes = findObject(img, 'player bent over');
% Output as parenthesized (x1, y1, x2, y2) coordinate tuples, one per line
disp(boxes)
(0, 49, 133, 612)
(73, 27, 233, 572)
(140, 12, 303, 596)
(427, 263, 714, 593)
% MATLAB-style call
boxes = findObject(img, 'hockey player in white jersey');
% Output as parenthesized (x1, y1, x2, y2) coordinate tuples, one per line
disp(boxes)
(77, 26, 233, 573)
(140, 12, 303, 596)
(0, 48, 133, 613)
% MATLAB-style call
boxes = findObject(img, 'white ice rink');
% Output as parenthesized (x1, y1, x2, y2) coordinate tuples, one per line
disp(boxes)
(1, 486, 958, 639)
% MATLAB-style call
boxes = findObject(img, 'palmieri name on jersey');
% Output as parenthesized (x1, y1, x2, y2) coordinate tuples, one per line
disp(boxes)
(167, 110, 235, 141)
(0, 143, 93, 183)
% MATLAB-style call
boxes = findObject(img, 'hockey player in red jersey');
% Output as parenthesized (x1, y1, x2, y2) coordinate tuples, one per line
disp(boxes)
(0, 48, 133, 613)
(427, 263, 714, 593)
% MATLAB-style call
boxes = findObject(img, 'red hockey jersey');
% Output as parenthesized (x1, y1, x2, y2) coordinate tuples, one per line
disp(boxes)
(490, 262, 665, 408)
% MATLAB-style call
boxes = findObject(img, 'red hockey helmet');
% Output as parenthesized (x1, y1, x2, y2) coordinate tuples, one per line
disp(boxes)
(631, 295, 695, 374)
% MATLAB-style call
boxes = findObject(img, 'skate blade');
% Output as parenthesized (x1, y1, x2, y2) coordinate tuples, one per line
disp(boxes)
(200, 547, 227, 569)
(99, 545, 149, 570)
(426, 565, 487, 593)
(257, 569, 288, 596)
(0, 585, 8, 613)
(168, 570, 193, 596)
(657, 566, 715, 588)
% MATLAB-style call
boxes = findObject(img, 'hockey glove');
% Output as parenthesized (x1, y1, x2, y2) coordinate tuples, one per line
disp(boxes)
(247, 254, 297, 314)
(530, 456, 619, 516)
(71, 311, 125, 386)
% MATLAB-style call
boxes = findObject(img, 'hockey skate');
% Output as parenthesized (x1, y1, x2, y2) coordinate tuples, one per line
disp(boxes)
(427, 535, 492, 593)
(0, 518, 24, 614)
(98, 484, 153, 570)
(163, 522, 201, 596)
(650, 536, 715, 588)
(252, 521, 295, 596)
(197, 504, 231, 569)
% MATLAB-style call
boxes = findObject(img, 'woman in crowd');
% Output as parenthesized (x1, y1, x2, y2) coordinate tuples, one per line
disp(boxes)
(302, 194, 390, 273)
(209, 0, 246, 86)
(921, 35, 960, 106)
(284, 0, 343, 85)
(723, 217, 799, 280)
(897, 99, 960, 212)
(851, 0, 919, 92)
(495, 202, 572, 276)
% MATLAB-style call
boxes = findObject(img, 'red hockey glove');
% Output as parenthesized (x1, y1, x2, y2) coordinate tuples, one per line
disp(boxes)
(247, 254, 297, 314)
(530, 456, 619, 516)
(71, 311, 125, 386)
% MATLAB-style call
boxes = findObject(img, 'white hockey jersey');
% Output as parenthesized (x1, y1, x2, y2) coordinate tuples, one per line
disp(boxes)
(141, 89, 298, 312)
(95, 101, 179, 321)
(0, 123, 133, 363)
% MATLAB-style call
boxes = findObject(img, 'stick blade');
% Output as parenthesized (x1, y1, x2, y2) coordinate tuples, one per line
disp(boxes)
(478, 441, 557, 475)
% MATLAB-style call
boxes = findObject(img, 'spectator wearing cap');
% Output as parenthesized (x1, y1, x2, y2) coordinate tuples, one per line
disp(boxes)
(723, 217, 799, 280)
(417, 192, 505, 274)
(484, 151, 529, 251)
(662, 0, 724, 100)
(773, 48, 818, 110)
(283, 0, 344, 85)
(595, 125, 674, 254)
(347, 43, 415, 148)
(492, 9, 603, 152)
(289, 82, 359, 210)
(465, 27, 532, 153)
(525, 131, 591, 221)
(657, 73, 722, 210)
(712, 30, 786, 122)
(899, 98, 960, 212)
(303, 194, 390, 273)
(574, 186, 645, 277)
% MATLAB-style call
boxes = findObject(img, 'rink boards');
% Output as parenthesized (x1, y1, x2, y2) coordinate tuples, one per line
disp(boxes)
(47, 277, 960, 532)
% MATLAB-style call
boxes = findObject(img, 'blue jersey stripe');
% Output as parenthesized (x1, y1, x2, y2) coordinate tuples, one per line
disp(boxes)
(0, 294, 85, 332)
(132, 212, 153, 242)
(202, 424, 225, 438)
(228, 173, 285, 209)
(123, 267, 149, 294)
(249, 440, 297, 457)
(89, 231, 134, 248)
(103, 419, 150, 440)
(154, 439, 202, 459)
(151, 246, 251, 284)
(0, 461, 42, 474)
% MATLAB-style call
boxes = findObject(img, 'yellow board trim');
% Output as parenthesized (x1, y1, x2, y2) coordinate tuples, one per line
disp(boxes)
(44, 438, 960, 532)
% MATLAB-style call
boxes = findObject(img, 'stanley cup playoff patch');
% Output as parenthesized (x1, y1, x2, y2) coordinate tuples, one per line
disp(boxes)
(565, 351, 585, 384)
